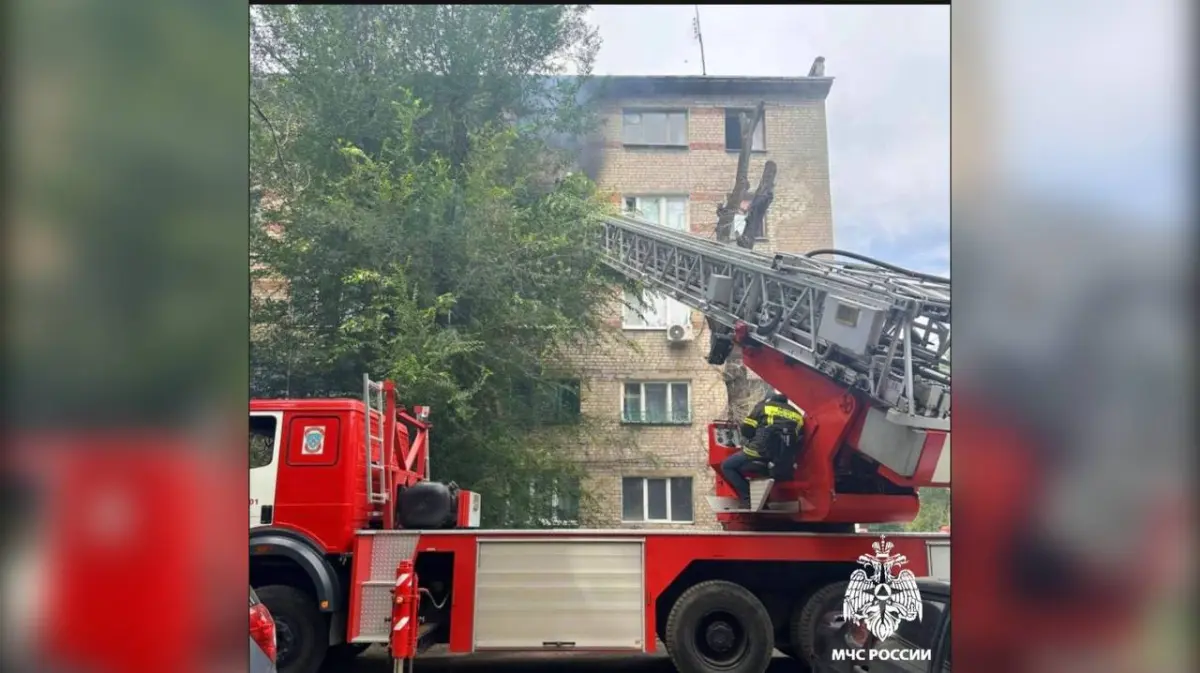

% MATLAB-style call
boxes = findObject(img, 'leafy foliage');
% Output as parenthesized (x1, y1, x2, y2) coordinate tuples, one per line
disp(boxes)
(865, 488, 950, 533)
(250, 5, 623, 527)
(906, 487, 950, 531)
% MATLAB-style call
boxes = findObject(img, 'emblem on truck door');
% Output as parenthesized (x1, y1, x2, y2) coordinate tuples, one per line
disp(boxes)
(302, 427, 325, 455)
(843, 536, 923, 641)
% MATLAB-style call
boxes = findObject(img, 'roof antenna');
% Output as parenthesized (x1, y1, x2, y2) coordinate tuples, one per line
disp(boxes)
(692, 6, 708, 76)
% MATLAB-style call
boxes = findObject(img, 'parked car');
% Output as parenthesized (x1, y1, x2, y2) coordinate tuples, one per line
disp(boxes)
(811, 578, 950, 673)
(250, 587, 278, 673)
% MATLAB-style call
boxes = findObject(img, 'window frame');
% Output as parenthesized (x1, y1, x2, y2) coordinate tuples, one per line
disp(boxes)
(621, 288, 661, 330)
(545, 379, 582, 425)
(620, 195, 691, 330)
(621, 381, 692, 425)
(621, 109, 690, 148)
(249, 412, 282, 470)
(542, 379, 583, 425)
(724, 108, 767, 152)
(511, 378, 582, 425)
(621, 195, 690, 230)
(621, 476, 694, 523)
(621, 287, 693, 331)
(529, 477, 581, 528)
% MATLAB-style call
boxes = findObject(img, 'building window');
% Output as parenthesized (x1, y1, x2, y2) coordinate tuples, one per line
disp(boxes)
(622, 477, 694, 523)
(724, 108, 766, 151)
(250, 415, 277, 469)
(623, 289, 691, 329)
(513, 379, 582, 425)
(622, 110, 688, 147)
(545, 380, 582, 424)
(531, 478, 581, 527)
(623, 195, 688, 230)
(622, 382, 691, 424)
(621, 195, 691, 329)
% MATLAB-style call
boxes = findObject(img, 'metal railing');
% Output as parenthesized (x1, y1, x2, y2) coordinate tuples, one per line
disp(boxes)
(598, 214, 950, 430)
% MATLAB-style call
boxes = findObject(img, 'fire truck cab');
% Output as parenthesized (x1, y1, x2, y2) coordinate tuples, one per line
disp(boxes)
(249, 378, 478, 672)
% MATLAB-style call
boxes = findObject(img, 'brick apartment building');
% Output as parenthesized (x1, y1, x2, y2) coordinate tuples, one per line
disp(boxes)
(565, 75, 835, 530)
(251, 73, 836, 530)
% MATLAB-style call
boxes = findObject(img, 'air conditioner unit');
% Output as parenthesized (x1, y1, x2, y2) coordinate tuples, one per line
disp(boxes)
(666, 323, 694, 345)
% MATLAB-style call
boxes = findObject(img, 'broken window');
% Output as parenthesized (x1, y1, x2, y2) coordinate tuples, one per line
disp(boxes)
(724, 108, 766, 151)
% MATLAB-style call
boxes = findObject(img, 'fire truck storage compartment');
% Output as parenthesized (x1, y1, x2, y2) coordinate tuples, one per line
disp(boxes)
(353, 532, 421, 643)
(473, 539, 645, 650)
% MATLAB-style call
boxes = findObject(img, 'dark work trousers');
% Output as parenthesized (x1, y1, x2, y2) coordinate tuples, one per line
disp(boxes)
(720, 450, 758, 504)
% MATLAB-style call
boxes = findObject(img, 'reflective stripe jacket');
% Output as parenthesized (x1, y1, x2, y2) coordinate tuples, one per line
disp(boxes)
(740, 400, 805, 458)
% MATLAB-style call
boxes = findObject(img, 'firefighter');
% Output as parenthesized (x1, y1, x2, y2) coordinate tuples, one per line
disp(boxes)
(720, 391, 805, 509)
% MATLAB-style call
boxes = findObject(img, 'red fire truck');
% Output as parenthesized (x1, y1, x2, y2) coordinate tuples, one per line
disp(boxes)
(249, 214, 952, 673)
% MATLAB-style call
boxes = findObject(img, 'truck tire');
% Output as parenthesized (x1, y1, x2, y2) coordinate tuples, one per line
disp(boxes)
(255, 584, 328, 673)
(664, 580, 774, 673)
(790, 581, 849, 665)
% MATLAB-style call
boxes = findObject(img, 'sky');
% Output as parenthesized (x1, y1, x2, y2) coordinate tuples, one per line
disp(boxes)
(587, 5, 951, 278)
(587, 2, 1189, 279)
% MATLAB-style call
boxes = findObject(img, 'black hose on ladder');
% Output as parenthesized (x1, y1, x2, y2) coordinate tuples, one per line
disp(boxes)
(804, 248, 950, 284)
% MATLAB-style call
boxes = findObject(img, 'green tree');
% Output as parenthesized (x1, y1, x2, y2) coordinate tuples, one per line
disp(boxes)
(250, 5, 627, 527)
(861, 488, 949, 533)
(906, 487, 950, 531)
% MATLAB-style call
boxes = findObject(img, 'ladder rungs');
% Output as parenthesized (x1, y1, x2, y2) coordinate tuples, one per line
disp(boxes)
(598, 215, 951, 421)
(363, 373, 394, 520)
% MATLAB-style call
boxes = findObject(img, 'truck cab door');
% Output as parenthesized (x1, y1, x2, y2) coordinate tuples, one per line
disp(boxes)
(934, 622, 950, 672)
(250, 411, 283, 527)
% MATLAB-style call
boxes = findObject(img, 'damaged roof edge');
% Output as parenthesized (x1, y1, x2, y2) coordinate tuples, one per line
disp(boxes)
(250, 72, 834, 102)
(581, 75, 834, 101)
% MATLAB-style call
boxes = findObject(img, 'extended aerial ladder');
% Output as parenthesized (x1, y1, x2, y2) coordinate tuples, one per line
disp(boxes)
(598, 214, 951, 530)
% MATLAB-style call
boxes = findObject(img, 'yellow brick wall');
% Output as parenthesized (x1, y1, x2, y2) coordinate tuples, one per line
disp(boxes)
(560, 305, 730, 529)
(576, 91, 834, 529)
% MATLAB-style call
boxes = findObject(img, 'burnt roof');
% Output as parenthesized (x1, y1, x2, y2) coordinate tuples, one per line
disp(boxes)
(587, 75, 834, 101)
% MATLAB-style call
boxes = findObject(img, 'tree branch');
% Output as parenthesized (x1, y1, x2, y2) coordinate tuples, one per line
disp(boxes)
(714, 101, 765, 242)
(251, 98, 290, 185)
(737, 160, 776, 249)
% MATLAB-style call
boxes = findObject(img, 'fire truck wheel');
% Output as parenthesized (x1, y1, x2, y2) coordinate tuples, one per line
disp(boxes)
(254, 584, 328, 673)
(664, 580, 774, 673)
(790, 581, 849, 664)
